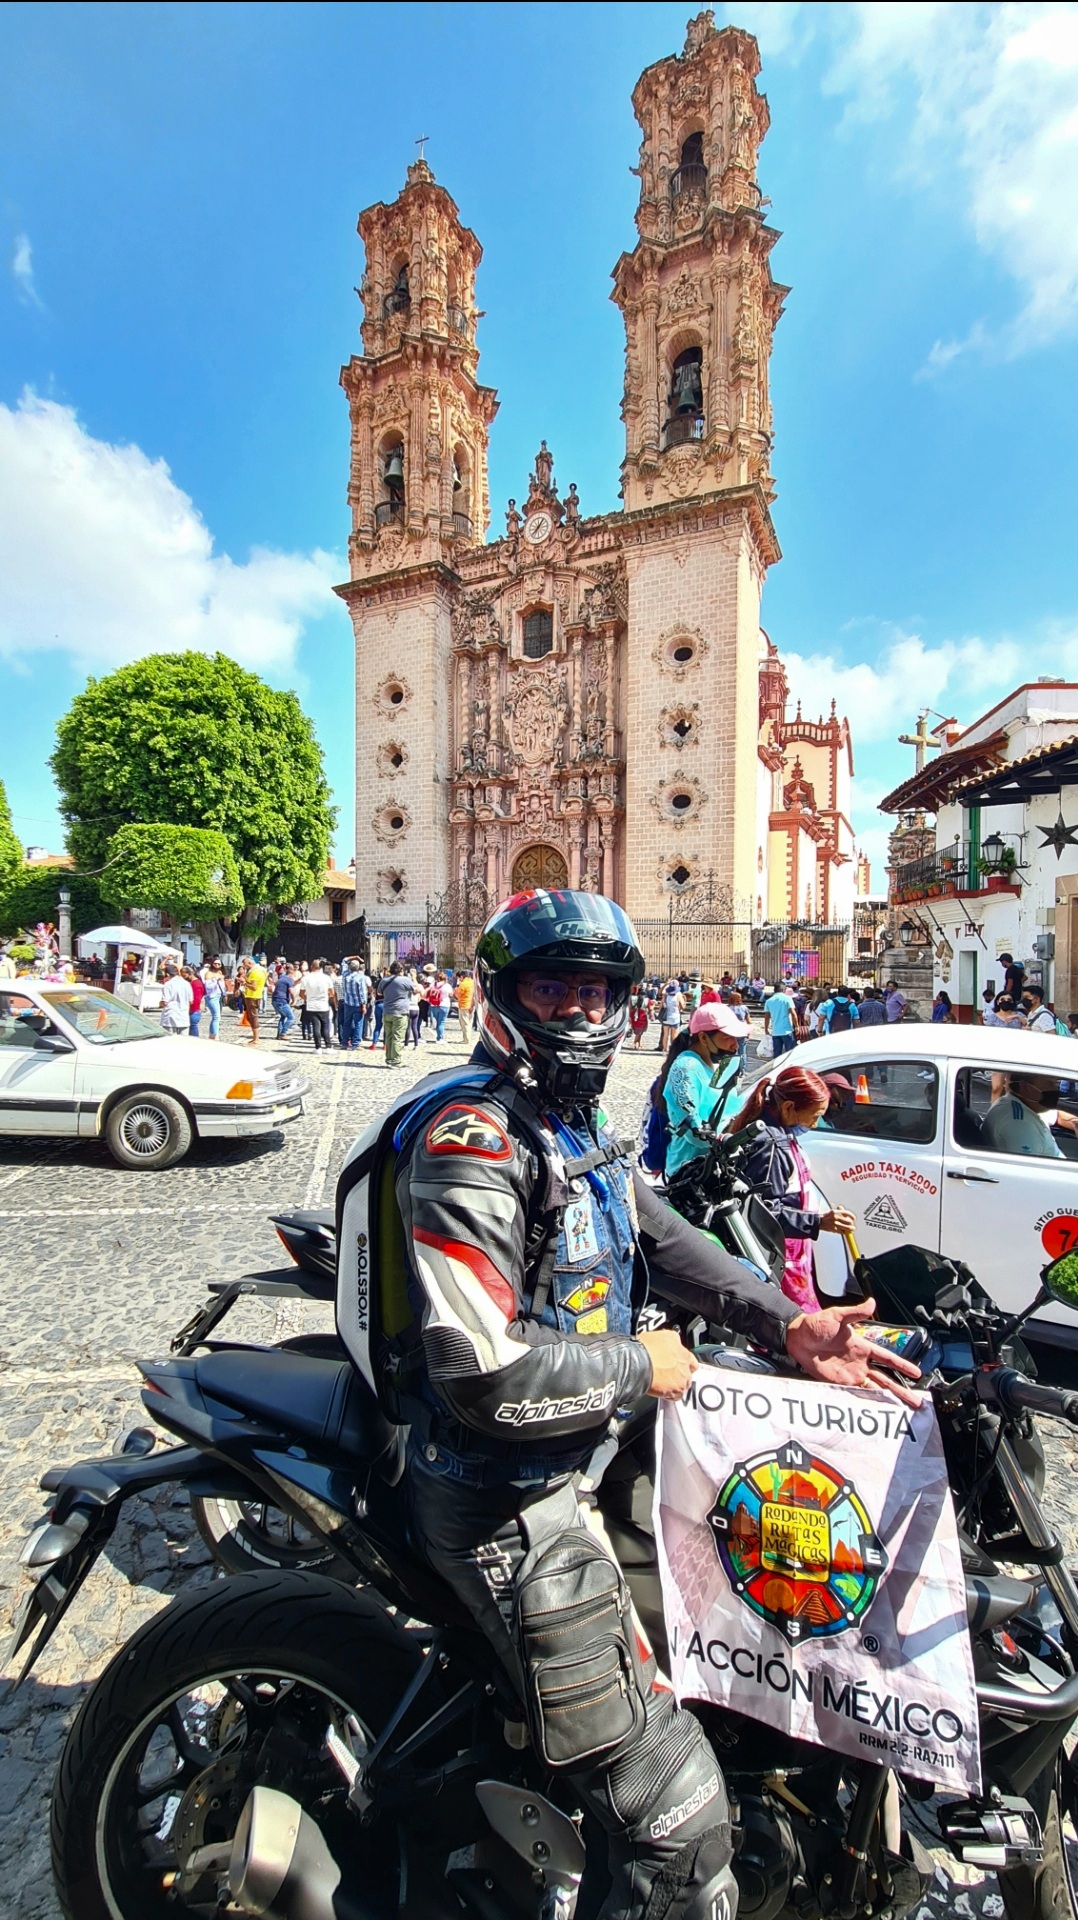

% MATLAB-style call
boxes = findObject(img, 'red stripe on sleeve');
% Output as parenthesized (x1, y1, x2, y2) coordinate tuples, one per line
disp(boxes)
(412, 1226, 517, 1321)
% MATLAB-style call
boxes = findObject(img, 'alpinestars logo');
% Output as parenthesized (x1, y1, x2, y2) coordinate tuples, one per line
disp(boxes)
(425, 1106, 513, 1161)
(648, 1774, 720, 1840)
(495, 1381, 616, 1426)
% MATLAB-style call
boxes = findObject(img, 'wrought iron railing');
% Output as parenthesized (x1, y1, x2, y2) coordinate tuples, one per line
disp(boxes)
(383, 289, 411, 317)
(375, 499, 404, 529)
(664, 413, 705, 448)
(451, 512, 473, 538)
(671, 163, 707, 198)
(892, 833, 1026, 902)
(447, 304, 467, 334)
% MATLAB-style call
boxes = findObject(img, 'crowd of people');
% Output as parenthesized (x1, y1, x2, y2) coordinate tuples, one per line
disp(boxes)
(154, 952, 479, 1062)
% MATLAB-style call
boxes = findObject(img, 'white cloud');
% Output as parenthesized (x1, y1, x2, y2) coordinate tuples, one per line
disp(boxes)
(0, 391, 340, 675)
(780, 621, 1026, 749)
(11, 232, 44, 310)
(824, 2, 1078, 359)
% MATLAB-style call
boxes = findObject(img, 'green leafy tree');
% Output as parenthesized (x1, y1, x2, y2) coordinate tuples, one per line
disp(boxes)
(0, 866, 106, 940)
(51, 653, 335, 934)
(100, 824, 243, 928)
(0, 779, 21, 898)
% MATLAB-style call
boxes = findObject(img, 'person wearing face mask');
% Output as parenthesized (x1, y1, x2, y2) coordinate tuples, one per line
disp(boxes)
(724, 1065, 856, 1313)
(659, 1003, 745, 1181)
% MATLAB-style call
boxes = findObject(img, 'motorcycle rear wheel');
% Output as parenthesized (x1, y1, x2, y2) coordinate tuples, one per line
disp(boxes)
(190, 1489, 356, 1580)
(51, 1570, 421, 1920)
(999, 1755, 1078, 1920)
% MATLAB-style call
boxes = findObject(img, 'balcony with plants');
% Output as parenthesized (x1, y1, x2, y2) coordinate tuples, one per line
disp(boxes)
(892, 832, 1026, 904)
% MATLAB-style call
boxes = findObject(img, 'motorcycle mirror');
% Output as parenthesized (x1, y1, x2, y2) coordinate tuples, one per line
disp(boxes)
(1041, 1249, 1078, 1312)
(476, 1781, 585, 1883)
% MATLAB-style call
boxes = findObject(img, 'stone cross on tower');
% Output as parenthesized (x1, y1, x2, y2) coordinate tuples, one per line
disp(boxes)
(898, 711, 938, 774)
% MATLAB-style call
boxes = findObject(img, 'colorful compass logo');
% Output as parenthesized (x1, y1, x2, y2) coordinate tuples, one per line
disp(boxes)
(708, 1440, 888, 1645)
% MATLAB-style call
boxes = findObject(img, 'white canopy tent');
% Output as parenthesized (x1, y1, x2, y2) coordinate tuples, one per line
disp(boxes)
(77, 926, 183, 1011)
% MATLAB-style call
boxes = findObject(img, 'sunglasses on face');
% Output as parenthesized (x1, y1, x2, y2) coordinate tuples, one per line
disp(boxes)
(521, 977, 613, 1011)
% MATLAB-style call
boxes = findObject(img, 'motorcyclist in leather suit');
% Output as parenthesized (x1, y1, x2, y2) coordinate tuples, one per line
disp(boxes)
(394, 890, 919, 1920)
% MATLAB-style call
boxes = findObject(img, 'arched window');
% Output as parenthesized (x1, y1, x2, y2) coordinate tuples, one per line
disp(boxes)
(665, 346, 705, 447)
(376, 438, 405, 528)
(672, 131, 707, 199)
(447, 268, 466, 335)
(522, 609, 554, 659)
(384, 260, 410, 318)
(452, 447, 472, 537)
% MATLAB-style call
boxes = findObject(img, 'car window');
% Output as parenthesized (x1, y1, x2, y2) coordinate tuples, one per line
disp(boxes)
(953, 1065, 1078, 1163)
(39, 990, 160, 1045)
(0, 994, 68, 1050)
(814, 1060, 939, 1145)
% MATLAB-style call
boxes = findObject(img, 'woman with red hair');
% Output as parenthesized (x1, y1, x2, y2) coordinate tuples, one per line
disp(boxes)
(726, 1066, 856, 1312)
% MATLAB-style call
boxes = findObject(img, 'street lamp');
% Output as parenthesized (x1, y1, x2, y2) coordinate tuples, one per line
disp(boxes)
(899, 917, 916, 948)
(982, 831, 1005, 869)
(57, 884, 72, 965)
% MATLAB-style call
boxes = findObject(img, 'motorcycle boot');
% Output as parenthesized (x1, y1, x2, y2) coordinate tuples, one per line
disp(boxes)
(583, 1693, 737, 1920)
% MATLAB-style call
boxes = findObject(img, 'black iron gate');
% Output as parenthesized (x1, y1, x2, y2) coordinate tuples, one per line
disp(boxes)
(634, 906, 851, 984)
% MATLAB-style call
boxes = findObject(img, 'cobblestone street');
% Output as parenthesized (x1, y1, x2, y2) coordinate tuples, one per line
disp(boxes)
(0, 1012, 1075, 1917)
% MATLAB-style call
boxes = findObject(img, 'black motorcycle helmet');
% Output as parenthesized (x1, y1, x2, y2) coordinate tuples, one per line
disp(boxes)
(474, 888, 645, 1106)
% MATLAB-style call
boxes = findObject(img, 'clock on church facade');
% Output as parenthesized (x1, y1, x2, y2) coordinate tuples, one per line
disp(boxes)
(335, 12, 857, 933)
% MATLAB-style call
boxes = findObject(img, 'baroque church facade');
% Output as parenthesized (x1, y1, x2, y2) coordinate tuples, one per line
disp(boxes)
(336, 12, 856, 933)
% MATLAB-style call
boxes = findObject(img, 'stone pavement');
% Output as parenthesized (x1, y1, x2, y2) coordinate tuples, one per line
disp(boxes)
(0, 1010, 1073, 1916)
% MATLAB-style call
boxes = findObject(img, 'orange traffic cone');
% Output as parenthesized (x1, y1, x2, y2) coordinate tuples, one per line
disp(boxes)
(855, 1073, 871, 1104)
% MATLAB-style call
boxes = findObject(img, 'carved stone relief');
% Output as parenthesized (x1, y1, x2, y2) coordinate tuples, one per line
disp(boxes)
(372, 672, 413, 713)
(659, 703, 700, 750)
(652, 625, 708, 680)
(504, 669, 569, 767)
(650, 775, 708, 827)
(663, 447, 704, 498)
(372, 798, 413, 845)
(452, 588, 502, 648)
(376, 868, 408, 905)
(376, 740, 409, 779)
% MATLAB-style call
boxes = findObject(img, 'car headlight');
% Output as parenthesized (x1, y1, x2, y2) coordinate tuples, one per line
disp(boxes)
(225, 1079, 279, 1101)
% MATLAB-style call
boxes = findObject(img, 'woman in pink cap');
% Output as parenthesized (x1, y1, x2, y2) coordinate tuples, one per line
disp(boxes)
(659, 1002, 745, 1179)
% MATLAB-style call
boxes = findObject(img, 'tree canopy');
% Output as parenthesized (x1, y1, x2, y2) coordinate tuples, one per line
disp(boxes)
(100, 824, 243, 926)
(0, 866, 106, 940)
(0, 779, 22, 899)
(51, 653, 335, 925)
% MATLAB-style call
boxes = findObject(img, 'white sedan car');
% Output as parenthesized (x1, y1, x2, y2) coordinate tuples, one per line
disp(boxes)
(0, 983, 308, 1169)
(746, 1024, 1078, 1340)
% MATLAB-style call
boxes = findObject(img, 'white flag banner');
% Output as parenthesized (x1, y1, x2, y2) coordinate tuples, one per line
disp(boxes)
(653, 1363, 980, 1794)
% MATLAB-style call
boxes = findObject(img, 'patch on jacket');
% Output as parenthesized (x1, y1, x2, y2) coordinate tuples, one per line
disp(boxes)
(425, 1105, 513, 1161)
(563, 1277, 610, 1315)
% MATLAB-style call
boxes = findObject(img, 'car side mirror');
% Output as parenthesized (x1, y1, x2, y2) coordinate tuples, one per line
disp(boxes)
(36, 1033, 76, 1055)
(1041, 1249, 1078, 1313)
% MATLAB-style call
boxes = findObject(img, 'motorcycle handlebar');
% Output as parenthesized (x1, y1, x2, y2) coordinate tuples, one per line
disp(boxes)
(978, 1367, 1078, 1427)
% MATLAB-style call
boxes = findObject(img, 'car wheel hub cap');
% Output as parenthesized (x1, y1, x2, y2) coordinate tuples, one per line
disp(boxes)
(123, 1107, 169, 1155)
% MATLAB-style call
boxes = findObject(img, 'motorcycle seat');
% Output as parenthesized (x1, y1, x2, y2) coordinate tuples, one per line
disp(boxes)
(194, 1349, 398, 1470)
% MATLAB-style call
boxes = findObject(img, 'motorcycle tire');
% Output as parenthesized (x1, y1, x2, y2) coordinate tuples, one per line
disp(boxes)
(189, 1489, 357, 1580)
(51, 1570, 422, 1920)
(999, 1755, 1078, 1920)
(189, 1332, 354, 1579)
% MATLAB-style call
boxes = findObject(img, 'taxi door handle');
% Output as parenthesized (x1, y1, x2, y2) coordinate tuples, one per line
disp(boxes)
(947, 1168, 1000, 1184)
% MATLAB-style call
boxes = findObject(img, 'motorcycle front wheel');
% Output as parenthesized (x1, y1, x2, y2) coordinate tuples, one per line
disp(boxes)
(51, 1571, 422, 1920)
(999, 1753, 1078, 1920)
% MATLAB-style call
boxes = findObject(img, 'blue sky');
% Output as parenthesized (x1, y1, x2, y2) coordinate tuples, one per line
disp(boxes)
(2, 1, 1077, 884)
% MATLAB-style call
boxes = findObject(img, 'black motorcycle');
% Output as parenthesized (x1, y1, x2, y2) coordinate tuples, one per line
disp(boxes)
(11, 1231, 1078, 1920)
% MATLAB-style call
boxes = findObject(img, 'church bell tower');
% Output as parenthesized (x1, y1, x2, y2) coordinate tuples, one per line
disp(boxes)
(611, 11, 788, 920)
(336, 158, 498, 915)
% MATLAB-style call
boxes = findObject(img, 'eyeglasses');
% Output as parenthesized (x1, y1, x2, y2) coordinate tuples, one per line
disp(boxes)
(521, 977, 612, 1011)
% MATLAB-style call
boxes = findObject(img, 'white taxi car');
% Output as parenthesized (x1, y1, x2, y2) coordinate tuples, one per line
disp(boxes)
(0, 983, 308, 1169)
(746, 1024, 1078, 1341)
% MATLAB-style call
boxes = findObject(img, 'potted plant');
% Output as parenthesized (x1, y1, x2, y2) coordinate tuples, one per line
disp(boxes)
(978, 844, 1019, 891)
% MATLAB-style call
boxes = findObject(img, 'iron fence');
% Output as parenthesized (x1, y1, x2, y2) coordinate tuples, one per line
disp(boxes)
(634, 913, 851, 985)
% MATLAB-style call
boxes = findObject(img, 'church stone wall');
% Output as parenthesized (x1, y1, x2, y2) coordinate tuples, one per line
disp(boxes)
(350, 586, 453, 913)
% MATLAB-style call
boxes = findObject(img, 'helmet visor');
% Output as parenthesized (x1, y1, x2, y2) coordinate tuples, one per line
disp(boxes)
(476, 889, 643, 977)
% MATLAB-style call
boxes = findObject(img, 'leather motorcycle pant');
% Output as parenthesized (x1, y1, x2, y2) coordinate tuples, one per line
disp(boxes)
(406, 1448, 736, 1920)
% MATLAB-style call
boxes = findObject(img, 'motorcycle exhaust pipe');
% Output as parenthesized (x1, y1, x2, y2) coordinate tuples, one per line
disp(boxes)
(229, 1786, 368, 1920)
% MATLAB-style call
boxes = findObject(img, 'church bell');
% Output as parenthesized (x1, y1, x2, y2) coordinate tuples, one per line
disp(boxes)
(383, 449, 405, 484)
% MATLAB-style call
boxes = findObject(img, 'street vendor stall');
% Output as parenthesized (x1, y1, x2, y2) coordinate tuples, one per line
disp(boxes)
(76, 926, 183, 1012)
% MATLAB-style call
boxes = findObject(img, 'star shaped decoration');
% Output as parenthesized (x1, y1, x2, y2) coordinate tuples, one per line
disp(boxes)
(1039, 811, 1078, 859)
